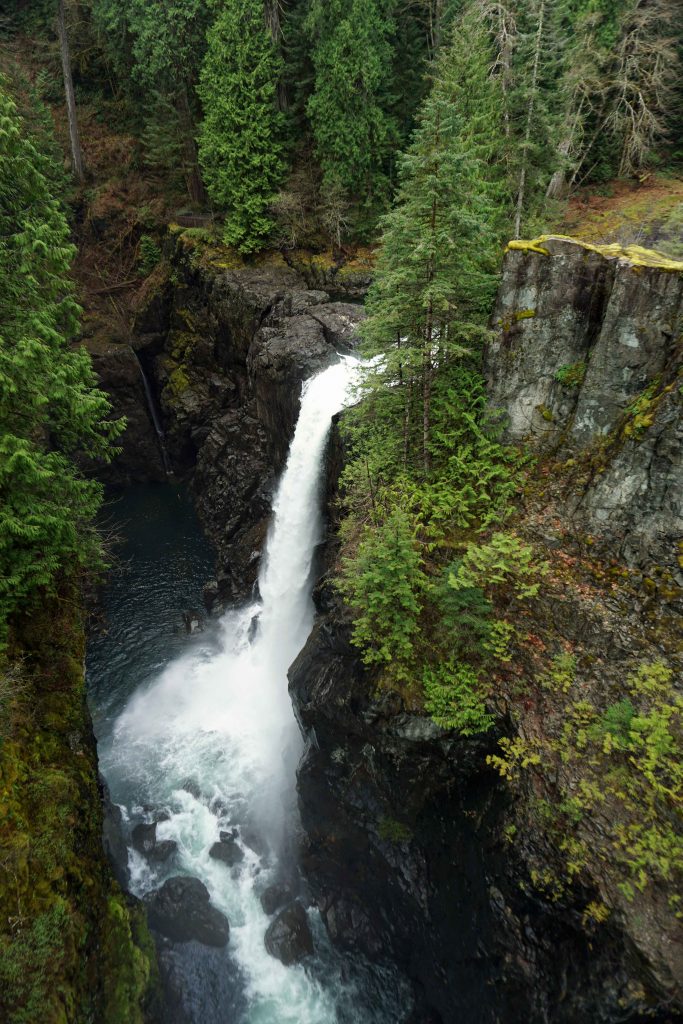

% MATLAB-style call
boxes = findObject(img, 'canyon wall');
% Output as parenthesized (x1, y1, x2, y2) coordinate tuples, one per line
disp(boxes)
(90, 234, 682, 1024)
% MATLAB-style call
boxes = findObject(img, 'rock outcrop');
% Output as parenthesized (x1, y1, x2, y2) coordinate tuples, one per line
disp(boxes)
(146, 877, 230, 948)
(125, 236, 365, 602)
(485, 236, 683, 570)
(263, 901, 314, 965)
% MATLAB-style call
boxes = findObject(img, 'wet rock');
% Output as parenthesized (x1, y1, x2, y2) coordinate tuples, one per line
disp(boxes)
(485, 236, 683, 570)
(308, 302, 365, 352)
(101, 779, 130, 889)
(182, 609, 204, 634)
(131, 821, 178, 862)
(260, 883, 293, 916)
(209, 837, 244, 867)
(87, 341, 167, 485)
(264, 901, 314, 965)
(201, 580, 223, 615)
(146, 877, 230, 947)
(131, 822, 157, 855)
(151, 840, 177, 863)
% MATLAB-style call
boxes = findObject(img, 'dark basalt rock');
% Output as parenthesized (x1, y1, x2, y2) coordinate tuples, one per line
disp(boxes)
(209, 837, 244, 867)
(182, 609, 203, 634)
(101, 778, 130, 888)
(131, 822, 157, 854)
(260, 883, 292, 916)
(264, 901, 314, 965)
(146, 876, 230, 947)
(131, 821, 178, 862)
(151, 840, 177, 863)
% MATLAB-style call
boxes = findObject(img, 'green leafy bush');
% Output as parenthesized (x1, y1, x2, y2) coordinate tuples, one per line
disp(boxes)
(423, 661, 494, 736)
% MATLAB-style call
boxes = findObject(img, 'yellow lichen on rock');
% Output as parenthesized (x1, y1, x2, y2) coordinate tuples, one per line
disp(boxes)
(507, 235, 683, 272)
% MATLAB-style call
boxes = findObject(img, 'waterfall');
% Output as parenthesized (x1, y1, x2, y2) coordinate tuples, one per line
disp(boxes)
(131, 347, 173, 475)
(100, 356, 369, 1023)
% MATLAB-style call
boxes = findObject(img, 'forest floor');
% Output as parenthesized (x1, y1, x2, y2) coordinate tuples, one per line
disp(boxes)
(561, 174, 683, 258)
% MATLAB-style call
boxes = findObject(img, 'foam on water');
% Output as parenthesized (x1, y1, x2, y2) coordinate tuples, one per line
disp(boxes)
(99, 358, 377, 1022)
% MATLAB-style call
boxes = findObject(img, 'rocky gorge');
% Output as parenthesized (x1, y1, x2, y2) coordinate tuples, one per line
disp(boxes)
(88, 232, 682, 1023)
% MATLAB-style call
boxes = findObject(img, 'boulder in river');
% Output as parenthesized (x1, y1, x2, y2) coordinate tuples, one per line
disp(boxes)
(146, 876, 230, 947)
(131, 821, 177, 862)
(131, 821, 156, 854)
(209, 836, 244, 867)
(260, 883, 292, 917)
(264, 901, 314, 965)
(182, 609, 204, 634)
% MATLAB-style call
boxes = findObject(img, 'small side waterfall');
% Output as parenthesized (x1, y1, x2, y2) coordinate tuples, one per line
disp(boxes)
(96, 357, 406, 1023)
(131, 346, 173, 475)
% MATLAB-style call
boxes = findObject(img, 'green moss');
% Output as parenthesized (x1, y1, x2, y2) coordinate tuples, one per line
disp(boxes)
(554, 361, 587, 388)
(536, 403, 554, 423)
(167, 365, 190, 399)
(0, 587, 157, 1022)
(377, 816, 412, 843)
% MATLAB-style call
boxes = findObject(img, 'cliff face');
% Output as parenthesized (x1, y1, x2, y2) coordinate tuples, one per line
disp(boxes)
(486, 236, 683, 571)
(91, 233, 364, 604)
(0, 590, 159, 1023)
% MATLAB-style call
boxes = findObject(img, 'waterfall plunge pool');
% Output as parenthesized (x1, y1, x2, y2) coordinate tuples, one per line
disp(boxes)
(87, 361, 412, 1024)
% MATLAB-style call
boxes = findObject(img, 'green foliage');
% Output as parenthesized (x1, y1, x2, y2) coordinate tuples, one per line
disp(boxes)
(448, 533, 545, 601)
(539, 652, 576, 693)
(489, 659, 683, 900)
(0, 83, 123, 641)
(554, 361, 587, 388)
(335, 11, 525, 733)
(423, 661, 494, 736)
(198, 0, 286, 252)
(0, 597, 157, 1023)
(338, 509, 427, 683)
(138, 234, 161, 275)
(377, 817, 412, 843)
(306, 0, 398, 238)
(92, 0, 211, 94)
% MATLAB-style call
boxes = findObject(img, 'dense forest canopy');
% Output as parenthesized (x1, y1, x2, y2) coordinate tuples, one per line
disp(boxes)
(3, 0, 681, 249)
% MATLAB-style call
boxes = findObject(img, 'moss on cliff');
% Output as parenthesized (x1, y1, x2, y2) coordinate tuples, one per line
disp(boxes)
(0, 584, 158, 1023)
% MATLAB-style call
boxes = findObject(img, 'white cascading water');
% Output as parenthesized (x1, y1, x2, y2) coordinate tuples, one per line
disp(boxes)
(100, 357, 361, 1022)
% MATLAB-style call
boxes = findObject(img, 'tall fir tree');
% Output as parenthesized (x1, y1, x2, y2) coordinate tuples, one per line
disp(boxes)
(198, 0, 286, 253)
(0, 82, 121, 641)
(90, 0, 212, 201)
(306, 0, 399, 241)
(360, 7, 506, 472)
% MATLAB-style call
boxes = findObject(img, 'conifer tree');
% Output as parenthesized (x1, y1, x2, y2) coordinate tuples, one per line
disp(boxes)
(306, 0, 399, 239)
(91, 0, 211, 201)
(360, 8, 506, 472)
(0, 83, 121, 640)
(198, 0, 286, 253)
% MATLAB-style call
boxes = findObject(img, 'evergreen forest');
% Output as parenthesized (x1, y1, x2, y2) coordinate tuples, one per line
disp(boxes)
(0, 1, 682, 1020)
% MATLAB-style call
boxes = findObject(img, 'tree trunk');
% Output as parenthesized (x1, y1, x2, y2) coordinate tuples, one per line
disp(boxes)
(177, 85, 206, 206)
(57, 0, 84, 183)
(514, 0, 544, 238)
(265, 0, 288, 111)
(422, 321, 432, 475)
(428, 0, 446, 56)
